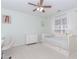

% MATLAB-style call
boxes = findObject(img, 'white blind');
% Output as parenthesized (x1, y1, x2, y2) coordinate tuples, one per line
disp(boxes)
(54, 14, 68, 34)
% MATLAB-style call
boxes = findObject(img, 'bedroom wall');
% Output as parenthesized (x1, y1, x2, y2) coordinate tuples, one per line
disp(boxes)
(1, 8, 45, 46)
(50, 8, 77, 34)
(41, 17, 52, 33)
(67, 8, 77, 35)
(43, 8, 77, 49)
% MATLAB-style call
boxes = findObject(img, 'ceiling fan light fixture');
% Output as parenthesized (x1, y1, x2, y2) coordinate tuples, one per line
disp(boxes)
(37, 8, 40, 11)
(37, 7, 44, 12)
(40, 7, 44, 12)
(28, 0, 52, 13)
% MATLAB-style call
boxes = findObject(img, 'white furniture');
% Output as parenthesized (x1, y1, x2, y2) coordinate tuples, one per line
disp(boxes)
(1, 37, 14, 59)
(42, 33, 68, 49)
(26, 33, 39, 44)
(67, 34, 77, 55)
(1, 40, 4, 46)
(42, 33, 77, 50)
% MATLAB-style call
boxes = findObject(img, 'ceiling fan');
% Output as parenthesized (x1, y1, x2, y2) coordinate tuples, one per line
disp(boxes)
(28, 0, 52, 13)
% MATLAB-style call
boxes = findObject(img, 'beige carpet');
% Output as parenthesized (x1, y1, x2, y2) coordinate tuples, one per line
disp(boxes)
(4, 44, 76, 59)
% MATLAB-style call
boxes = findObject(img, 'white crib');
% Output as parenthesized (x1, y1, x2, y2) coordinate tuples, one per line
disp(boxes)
(42, 33, 77, 50)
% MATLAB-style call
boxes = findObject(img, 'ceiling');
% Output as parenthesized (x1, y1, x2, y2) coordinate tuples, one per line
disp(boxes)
(1, 0, 77, 16)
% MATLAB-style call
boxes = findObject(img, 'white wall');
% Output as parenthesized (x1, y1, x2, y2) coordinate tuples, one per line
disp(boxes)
(41, 17, 52, 33)
(50, 8, 77, 34)
(43, 8, 77, 49)
(1, 8, 45, 46)
(67, 9, 77, 35)
(2, 8, 77, 49)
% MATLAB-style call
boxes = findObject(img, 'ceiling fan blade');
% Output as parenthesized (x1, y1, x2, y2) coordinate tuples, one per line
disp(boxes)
(40, 0, 44, 5)
(33, 8, 37, 12)
(43, 6, 52, 8)
(28, 2, 37, 6)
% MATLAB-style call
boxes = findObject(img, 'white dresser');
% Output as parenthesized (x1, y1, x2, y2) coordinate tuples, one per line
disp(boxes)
(26, 33, 39, 44)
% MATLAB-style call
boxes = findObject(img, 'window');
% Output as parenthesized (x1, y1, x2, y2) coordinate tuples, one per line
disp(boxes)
(54, 14, 67, 34)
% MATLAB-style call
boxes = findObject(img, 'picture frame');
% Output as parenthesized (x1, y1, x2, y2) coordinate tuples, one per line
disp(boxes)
(2, 15, 11, 24)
